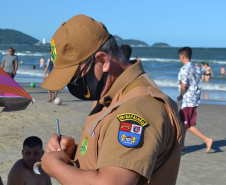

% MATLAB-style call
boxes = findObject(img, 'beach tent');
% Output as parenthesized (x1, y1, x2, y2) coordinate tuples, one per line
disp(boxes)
(0, 68, 33, 112)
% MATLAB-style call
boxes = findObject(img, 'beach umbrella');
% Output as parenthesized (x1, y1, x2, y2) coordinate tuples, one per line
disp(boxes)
(0, 68, 34, 112)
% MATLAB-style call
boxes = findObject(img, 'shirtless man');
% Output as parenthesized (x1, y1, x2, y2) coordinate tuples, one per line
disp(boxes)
(7, 136, 52, 185)
(195, 62, 200, 71)
(221, 65, 225, 76)
(40, 57, 45, 68)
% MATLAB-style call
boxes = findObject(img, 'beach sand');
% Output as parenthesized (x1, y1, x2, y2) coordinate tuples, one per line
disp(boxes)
(0, 87, 226, 185)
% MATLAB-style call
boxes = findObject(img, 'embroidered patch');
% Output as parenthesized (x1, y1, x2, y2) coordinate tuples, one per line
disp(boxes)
(81, 136, 88, 156)
(117, 113, 147, 147)
(51, 39, 57, 63)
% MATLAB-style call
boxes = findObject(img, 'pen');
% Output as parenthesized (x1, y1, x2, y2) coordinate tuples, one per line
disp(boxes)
(56, 118, 61, 143)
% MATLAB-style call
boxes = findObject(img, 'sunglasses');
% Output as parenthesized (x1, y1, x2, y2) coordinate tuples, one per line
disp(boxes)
(69, 60, 94, 86)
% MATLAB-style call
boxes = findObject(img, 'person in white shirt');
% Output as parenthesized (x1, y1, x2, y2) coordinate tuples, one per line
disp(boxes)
(177, 47, 213, 153)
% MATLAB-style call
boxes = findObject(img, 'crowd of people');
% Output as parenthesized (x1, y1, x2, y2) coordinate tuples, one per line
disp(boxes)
(198, 62, 214, 82)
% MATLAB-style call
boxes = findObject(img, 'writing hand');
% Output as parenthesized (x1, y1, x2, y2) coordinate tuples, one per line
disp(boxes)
(46, 134, 76, 158)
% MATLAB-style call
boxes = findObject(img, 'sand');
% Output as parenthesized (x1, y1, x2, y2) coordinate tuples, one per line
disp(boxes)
(0, 86, 226, 185)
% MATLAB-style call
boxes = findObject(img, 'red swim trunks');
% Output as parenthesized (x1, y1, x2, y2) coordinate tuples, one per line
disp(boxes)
(179, 107, 197, 127)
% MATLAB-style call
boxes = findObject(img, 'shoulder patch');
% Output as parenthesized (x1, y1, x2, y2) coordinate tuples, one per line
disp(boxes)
(117, 113, 148, 147)
(81, 135, 88, 156)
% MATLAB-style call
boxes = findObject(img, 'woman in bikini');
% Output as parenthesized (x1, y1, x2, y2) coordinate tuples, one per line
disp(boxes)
(201, 62, 206, 82)
(204, 63, 214, 83)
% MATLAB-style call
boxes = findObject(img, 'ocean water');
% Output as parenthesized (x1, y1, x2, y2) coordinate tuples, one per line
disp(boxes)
(0, 45, 226, 105)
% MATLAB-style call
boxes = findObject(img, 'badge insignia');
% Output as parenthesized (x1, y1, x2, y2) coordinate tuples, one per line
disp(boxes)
(117, 113, 148, 147)
(81, 135, 88, 156)
(51, 39, 57, 63)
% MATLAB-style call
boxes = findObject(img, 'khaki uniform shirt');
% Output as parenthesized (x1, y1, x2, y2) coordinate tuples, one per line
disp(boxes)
(74, 61, 182, 185)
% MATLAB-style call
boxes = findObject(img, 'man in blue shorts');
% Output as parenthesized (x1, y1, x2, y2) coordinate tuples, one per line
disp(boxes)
(177, 47, 213, 153)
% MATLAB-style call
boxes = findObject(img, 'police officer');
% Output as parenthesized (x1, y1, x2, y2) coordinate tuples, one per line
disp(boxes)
(41, 14, 182, 185)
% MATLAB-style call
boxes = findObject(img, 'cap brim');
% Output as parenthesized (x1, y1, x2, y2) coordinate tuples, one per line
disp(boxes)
(41, 65, 79, 91)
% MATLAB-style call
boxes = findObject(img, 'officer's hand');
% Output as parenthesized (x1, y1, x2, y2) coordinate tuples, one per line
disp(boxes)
(42, 151, 71, 176)
(46, 133, 76, 158)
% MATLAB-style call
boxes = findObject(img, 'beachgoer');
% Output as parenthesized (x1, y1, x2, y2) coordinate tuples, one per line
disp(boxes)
(43, 51, 58, 102)
(204, 63, 213, 82)
(130, 57, 140, 64)
(177, 47, 213, 153)
(119, 44, 132, 60)
(1, 47, 18, 79)
(221, 65, 225, 76)
(201, 62, 206, 82)
(7, 136, 52, 185)
(119, 44, 140, 64)
(195, 62, 200, 71)
(41, 14, 182, 185)
(40, 57, 45, 68)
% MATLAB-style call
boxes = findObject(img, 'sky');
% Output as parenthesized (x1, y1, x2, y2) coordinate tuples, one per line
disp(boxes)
(1, 0, 226, 48)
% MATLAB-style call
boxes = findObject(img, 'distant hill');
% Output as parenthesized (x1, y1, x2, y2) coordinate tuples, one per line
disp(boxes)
(152, 42, 170, 47)
(114, 35, 149, 47)
(0, 29, 168, 47)
(0, 29, 40, 45)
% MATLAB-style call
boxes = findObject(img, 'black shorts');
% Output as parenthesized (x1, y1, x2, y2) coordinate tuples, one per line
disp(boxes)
(7, 73, 15, 79)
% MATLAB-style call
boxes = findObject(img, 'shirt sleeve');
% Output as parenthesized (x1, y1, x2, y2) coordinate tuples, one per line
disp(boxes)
(2, 56, 5, 62)
(15, 56, 18, 63)
(180, 67, 189, 85)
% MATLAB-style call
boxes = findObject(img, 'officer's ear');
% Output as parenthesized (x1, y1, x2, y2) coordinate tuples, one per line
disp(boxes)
(95, 51, 110, 73)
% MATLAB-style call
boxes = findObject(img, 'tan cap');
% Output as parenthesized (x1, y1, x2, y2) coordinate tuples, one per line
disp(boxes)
(41, 14, 110, 90)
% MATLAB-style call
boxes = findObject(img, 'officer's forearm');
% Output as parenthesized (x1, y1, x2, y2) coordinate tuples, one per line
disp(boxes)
(42, 151, 140, 185)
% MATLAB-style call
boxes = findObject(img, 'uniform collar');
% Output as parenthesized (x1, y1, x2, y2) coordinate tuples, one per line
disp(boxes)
(99, 60, 144, 105)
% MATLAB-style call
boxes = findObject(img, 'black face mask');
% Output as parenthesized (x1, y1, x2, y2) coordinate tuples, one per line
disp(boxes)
(67, 61, 108, 100)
